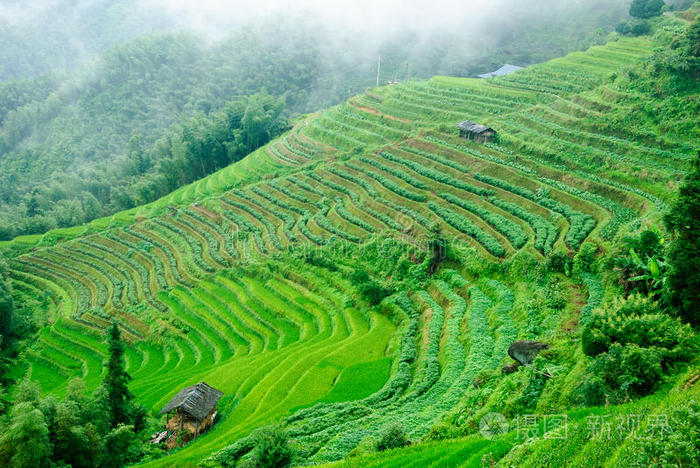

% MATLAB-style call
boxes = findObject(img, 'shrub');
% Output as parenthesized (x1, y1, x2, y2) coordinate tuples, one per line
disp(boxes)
(244, 426, 292, 468)
(578, 374, 609, 407)
(579, 294, 696, 404)
(299, 250, 338, 271)
(616, 19, 651, 36)
(573, 242, 598, 275)
(213, 438, 256, 467)
(615, 21, 630, 35)
(590, 343, 663, 397)
(629, 19, 651, 36)
(581, 294, 695, 360)
(376, 423, 410, 452)
(425, 421, 461, 441)
(546, 251, 570, 274)
(351, 269, 392, 306)
(545, 278, 567, 310)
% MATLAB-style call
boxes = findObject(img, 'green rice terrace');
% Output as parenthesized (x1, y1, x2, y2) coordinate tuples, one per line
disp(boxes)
(2, 20, 699, 468)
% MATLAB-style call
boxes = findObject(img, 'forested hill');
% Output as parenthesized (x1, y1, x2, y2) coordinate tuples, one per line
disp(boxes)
(0, 0, 177, 80)
(0, 1, 632, 241)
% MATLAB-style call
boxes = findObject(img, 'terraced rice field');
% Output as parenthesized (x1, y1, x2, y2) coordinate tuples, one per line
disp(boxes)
(5, 35, 697, 465)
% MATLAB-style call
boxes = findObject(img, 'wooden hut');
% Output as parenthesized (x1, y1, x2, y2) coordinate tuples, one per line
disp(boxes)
(457, 120, 496, 143)
(160, 381, 223, 448)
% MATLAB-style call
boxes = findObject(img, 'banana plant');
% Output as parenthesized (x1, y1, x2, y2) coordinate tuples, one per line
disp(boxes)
(628, 247, 667, 294)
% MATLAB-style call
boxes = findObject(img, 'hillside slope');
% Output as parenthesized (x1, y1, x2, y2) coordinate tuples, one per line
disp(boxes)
(3, 16, 699, 468)
(0, 1, 633, 242)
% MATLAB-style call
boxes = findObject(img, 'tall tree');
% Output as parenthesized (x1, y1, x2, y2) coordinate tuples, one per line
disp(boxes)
(104, 322, 133, 428)
(101, 424, 135, 468)
(0, 257, 12, 347)
(0, 275, 12, 348)
(8, 402, 51, 468)
(664, 152, 700, 325)
(660, 20, 700, 80)
(427, 222, 447, 275)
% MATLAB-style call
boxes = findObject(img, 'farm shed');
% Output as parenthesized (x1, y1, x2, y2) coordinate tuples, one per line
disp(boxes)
(160, 381, 223, 448)
(478, 63, 523, 78)
(457, 120, 496, 143)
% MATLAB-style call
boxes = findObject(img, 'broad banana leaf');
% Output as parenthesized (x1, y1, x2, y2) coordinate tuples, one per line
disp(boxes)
(649, 259, 660, 279)
(629, 248, 642, 265)
(629, 275, 650, 282)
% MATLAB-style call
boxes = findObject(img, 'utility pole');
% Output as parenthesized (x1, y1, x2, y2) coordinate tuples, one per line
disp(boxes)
(376, 55, 381, 87)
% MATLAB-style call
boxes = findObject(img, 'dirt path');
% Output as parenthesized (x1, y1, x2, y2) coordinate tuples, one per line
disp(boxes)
(349, 100, 413, 123)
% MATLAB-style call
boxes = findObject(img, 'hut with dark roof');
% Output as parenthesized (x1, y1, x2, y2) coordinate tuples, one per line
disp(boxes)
(457, 120, 496, 143)
(160, 381, 223, 447)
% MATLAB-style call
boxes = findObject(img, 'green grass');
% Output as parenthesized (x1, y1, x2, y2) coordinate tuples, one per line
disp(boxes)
(318, 358, 392, 404)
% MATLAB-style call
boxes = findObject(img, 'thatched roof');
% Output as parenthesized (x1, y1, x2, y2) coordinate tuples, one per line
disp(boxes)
(160, 382, 223, 420)
(457, 120, 494, 134)
(478, 64, 523, 78)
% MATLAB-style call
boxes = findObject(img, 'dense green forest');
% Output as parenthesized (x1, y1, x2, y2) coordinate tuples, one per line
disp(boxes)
(0, 0, 177, 80)
(0, 1, 633, 240)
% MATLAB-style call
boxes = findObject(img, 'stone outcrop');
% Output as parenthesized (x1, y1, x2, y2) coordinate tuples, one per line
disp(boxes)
(507, 340, 549, 366)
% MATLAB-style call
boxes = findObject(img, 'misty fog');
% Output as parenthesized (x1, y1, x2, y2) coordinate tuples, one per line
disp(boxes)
(1, 0, 629, 80)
